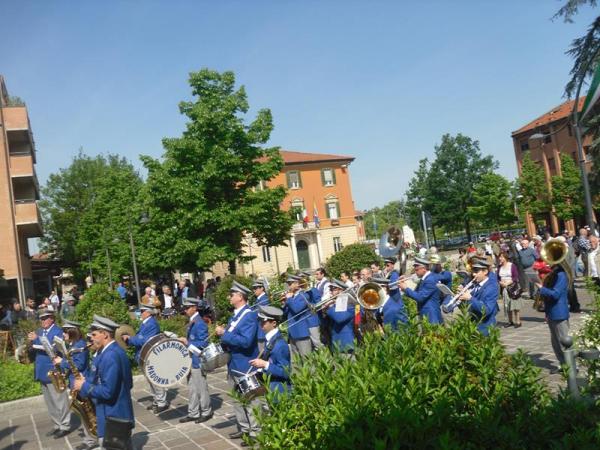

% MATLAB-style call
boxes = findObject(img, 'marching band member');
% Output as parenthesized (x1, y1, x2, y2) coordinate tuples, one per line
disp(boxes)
(399, 256, 444, 325)
(252, 280, 270, 352)
(299, 271, 324, 350)
(215, 282, 260, 441)
(383, 257, 400, 300)
(371, 278, 408, 331)
(282, 274, 312, 357)
(74, 315, 134, 450)
(179, 298, 213, 423)
(122, 305, 168, 414)
(28, 308, 72, 439)
(53, 320, 96, 450)
(249, 305, 292, 399)
(54, 319, 89, 388)
(535, 253, 571, 369)
(325, 279, 356, 354)
(430, 254, 453, 305)
(458, 258, 499, 336)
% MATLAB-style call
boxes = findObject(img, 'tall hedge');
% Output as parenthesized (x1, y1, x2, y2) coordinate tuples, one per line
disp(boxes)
(214, 275, 253, 323)
(255, 315, 600, 448)
(325, 243, 381, 279)
(73, 284, 133, 330)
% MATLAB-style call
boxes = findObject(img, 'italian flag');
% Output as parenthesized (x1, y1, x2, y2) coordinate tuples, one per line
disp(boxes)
(580, 64, 600, 121)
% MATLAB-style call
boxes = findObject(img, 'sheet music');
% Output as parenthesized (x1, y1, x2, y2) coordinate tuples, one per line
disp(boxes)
(335, 294, 348, 312)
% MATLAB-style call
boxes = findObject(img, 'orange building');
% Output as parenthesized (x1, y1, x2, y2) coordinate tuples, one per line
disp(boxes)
(219, 150, 364, 277)
(511, 97, 594, 236)
(0, 76, 43, 302)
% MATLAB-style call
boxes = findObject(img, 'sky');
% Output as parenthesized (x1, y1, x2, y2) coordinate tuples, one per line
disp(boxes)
(1, 1, 599, 212)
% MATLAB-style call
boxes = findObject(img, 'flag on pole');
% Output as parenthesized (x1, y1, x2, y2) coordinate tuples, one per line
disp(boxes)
(313, 200, 320, 228)
(580, 64, 600, 121)
(302, 208, 309, 225)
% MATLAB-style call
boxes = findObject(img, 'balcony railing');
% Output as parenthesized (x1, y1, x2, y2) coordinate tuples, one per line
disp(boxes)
(14, 200, 43, 238)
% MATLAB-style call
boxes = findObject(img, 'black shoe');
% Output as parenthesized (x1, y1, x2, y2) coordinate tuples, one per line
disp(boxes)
(195, 413, 213, 423)
(179, 416, 198, 423)
(46, 429, 59, 437)
(514, 323, 522, 328)
(146, 403, 156, 410)
(229, 430, 245, 439)
(153, 404, 169, 414)
(503, 322, 514, 328)
(241, 440, 254, 447)
(54, 429, 70, 439)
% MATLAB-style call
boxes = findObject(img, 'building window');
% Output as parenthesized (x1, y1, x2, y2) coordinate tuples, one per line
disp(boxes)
(326, 201, 340, 219)
(543, 134, 552, 144)
(333, 237, 343, 253)
(321, 168, 336, 186)
(262, 246, 271, 262)
(291, 198, 305, 221)
(287, 171, 302, 189)
(521, 142, 529, 151)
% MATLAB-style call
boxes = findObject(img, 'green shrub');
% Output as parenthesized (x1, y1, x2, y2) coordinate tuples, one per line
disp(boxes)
(214, 275, 252, 323)
(325, 243, 381, 279)
(73, 283, 133, 330)
(255, 315, 600, 448)
(159, 315, 189, 338)
(0, 359, 41, 402)
(575, 278, 600, 395)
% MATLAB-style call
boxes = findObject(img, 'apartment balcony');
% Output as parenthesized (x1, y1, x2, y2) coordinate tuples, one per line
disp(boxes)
(3, 106, 36, 160)
(15, 200, 43, 238)
(10, 153, 34, 177)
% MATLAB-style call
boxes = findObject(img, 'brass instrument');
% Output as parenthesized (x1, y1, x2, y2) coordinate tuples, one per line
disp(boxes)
(54, 337, 97, 438)
(441, 279, 476, 313)
(40, 336, 68, 393)
(356, 282, 387, 310)
(536, 238, 573, 309)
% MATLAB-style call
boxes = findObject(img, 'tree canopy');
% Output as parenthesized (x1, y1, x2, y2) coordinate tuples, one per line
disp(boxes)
(467, 173, 516, 229)
(363, 200, 406, 240)
(39, 151, 143, 283)
(139, 69, 294, 274)
(552, 153, 585, 221)
(516, 153, 551, 220)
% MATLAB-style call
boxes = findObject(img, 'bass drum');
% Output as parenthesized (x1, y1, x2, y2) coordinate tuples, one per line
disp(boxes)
(140, 334, 192, 388)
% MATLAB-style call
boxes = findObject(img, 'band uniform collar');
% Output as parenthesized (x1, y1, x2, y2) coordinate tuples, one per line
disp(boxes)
(265, 328, 279, 342)
(189, 311, 199, 322)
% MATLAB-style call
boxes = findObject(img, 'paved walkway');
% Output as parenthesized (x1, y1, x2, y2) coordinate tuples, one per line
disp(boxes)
(0, 282, 596, 450)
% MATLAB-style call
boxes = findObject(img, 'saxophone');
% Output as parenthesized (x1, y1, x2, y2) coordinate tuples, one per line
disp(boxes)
(54, 337, 97, 438)
(40, 336, 68, 393)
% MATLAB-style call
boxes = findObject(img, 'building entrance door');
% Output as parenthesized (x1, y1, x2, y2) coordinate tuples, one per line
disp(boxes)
(296, 240, 310, 269)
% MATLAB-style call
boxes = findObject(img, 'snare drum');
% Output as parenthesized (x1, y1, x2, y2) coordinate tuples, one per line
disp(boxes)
(236, 373, 267, 400)
(200, 342, 230, 372)
(140, 334, 192, 388)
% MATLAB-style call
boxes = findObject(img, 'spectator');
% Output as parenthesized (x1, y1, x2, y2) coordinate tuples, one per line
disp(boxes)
(497, 253, 521, 328)
(49, 290, 60, 312)
(141, 286, 160, 308)
(61, 296, 76, 319)
(574, 228, 592, 276)
(519, 239, 538, 299)
(589, 235, 600, 287)
(370, 262, 383, 279)
(340, 271, 354, 288)
(351, 271, 361, 288)
(24, 297, 37, 320)
(359, 267, 372, 285)
(455, 248, 470, 285)
(0, 304, 10, 330)
(116, 282, 127, 300)
(158, 285, 174, 311)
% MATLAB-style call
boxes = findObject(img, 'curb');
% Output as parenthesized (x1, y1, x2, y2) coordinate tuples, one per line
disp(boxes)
(0, 374, 147, 413)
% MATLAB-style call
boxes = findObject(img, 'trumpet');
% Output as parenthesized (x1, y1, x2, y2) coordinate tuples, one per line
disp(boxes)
(441, 279, 476, 313)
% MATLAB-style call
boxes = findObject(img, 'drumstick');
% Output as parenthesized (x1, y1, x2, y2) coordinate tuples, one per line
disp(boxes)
(245, 347, 266, 375)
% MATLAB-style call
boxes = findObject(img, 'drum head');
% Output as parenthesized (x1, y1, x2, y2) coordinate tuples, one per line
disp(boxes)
(142, 336, 191, 388)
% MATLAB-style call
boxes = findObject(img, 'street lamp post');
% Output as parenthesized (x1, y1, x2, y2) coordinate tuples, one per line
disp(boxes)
(129, 213, 149, 308)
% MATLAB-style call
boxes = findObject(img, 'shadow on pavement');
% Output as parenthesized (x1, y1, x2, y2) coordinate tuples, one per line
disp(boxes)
(0, 426, 17, 442)
(528, 353, 557, 371)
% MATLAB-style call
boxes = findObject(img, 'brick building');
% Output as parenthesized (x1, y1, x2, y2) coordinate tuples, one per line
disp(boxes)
(0, 76, 42, 302)
(213, 150, 364, 277)
(511, 97, 594, 236)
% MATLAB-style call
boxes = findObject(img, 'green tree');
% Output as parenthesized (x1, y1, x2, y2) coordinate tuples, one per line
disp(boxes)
(516, 153, 551, 219)
(140, 69, 294, 274)
(552, 153, 585, 221)
(425, 134, 497, 239)
(404, 158, 431, 231)
(363, 200, 406, 240)
(40, 151, 143, 283)
(467, 173, 516, 230)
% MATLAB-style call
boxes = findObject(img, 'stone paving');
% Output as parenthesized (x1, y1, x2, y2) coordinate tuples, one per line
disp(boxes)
(0, 280, 596, 450)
